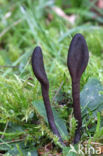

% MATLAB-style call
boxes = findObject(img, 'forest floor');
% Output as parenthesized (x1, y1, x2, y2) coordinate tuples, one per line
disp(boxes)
(0, 0, 103, 155)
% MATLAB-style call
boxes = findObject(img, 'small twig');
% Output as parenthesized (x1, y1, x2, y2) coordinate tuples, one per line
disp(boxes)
(21, 79, 35, 87)
(0, 138, 25, 145)
(1, 121, 9, 139)
(0, 19, 22, 38)
(0, 65, 18, 68)
(84, 141, 103, 146)
(14, 75, 35, 87)
(52, 81, 64, 104)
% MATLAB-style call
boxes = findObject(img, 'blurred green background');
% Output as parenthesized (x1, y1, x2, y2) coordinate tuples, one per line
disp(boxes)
(0, 0, 103, 155)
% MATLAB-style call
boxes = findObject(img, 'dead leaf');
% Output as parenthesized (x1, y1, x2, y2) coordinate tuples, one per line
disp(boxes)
(97, 0, 103, 8)
(52, 6, 76, 25)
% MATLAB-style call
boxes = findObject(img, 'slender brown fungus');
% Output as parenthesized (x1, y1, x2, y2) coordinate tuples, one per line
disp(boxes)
(31, 33, 89, 146)
(67, 34, 89, 144)
(31, 47, 64, 146)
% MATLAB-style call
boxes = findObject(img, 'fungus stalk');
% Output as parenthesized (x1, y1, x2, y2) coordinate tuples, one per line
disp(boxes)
(31, 47, 64, 146)
(67, 33, 89, 144)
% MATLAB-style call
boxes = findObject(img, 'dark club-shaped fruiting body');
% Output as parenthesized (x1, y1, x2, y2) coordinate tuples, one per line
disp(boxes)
(31, 47, 64, 146)
(67, 34, 89, 144)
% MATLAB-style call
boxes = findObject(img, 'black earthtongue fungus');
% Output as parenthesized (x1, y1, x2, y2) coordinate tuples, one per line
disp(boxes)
(67, 34, 89, 144)
(31, 47, 64, 146)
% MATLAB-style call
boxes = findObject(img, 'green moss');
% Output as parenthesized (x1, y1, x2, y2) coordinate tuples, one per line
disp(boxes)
(0, 0, 103, 154)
